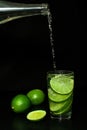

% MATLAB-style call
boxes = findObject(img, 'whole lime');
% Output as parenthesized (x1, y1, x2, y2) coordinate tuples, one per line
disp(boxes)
(11, 94, 31, 113)
(27, 89, 45, 105)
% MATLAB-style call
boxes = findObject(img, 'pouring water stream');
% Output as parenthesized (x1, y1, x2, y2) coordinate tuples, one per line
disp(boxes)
(0, 0, 57, 70)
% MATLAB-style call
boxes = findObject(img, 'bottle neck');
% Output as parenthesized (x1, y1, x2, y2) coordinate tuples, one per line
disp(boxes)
(0, 1, 49, 24)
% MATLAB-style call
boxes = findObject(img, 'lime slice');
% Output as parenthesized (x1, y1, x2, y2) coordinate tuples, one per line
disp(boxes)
(53, 97, 73, 115)
(50, 75, 74, 94)
(49, 95, 72, 112)
(48, 88, 72, 102)
(26, 110, 46, 121)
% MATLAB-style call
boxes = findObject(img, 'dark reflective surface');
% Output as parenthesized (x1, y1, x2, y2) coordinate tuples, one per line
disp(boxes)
(48, 119, 73, 130)
(1, 86, 87, 130)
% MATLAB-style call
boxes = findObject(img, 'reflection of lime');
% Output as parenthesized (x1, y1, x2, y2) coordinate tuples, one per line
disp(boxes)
(27, 89, 45, 105)
(11, 94, 31, 113)
(50, 75, 74, 94)
(48, 88, 72, 102)
(26, 110, 46, 121)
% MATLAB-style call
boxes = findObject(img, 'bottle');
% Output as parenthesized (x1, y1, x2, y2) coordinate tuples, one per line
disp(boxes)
(0, 1, 49, 24)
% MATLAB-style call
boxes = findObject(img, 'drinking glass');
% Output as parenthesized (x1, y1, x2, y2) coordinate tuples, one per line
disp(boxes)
(47, 70, 74, 120)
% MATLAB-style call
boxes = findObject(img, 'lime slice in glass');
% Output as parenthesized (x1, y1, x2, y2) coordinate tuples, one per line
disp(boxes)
(50, 75, 74, 94)
(26, 110, 46, 121)
(49, 95, 72, 112)
(54, 97, 73, 115)
(48, 88, 72, 102)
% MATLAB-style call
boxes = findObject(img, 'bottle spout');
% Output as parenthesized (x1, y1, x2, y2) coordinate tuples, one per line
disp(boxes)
(0, 1, 49, 24)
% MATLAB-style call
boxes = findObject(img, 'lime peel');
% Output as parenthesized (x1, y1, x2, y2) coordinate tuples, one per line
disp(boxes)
(11, 94, 31, 113)
(26, 110, 46, 121)
(27, 89, 45, 105)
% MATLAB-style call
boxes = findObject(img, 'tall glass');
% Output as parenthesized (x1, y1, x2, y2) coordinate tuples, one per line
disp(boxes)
(47, 70, 74, 120)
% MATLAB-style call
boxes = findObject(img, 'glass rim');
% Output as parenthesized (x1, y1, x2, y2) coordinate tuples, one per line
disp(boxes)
(47, 70, 74, 74)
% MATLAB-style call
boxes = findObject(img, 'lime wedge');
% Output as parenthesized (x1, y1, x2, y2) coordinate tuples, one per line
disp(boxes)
(48, 88, 72, 102)
(26, 110, 46, 121)
(50, 75, 74, 94)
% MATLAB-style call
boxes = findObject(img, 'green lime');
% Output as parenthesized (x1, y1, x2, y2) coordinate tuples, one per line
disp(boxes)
(53, 97, 73, 115)
(50, 75, 74, 94)
(11, 94, 31, 113)
(48, 88, 72, 102)
(49, 95, 72, 112)
(26, 110, 46, 121)
(27, 89, 45, 105)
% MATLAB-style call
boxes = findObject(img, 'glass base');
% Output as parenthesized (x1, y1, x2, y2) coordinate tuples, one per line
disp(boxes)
(50, 111, 72, 121)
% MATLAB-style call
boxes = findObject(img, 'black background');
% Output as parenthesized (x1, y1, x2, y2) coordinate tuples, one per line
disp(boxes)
(0, 0, 87, 91)
(0, 0, 87, 130)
